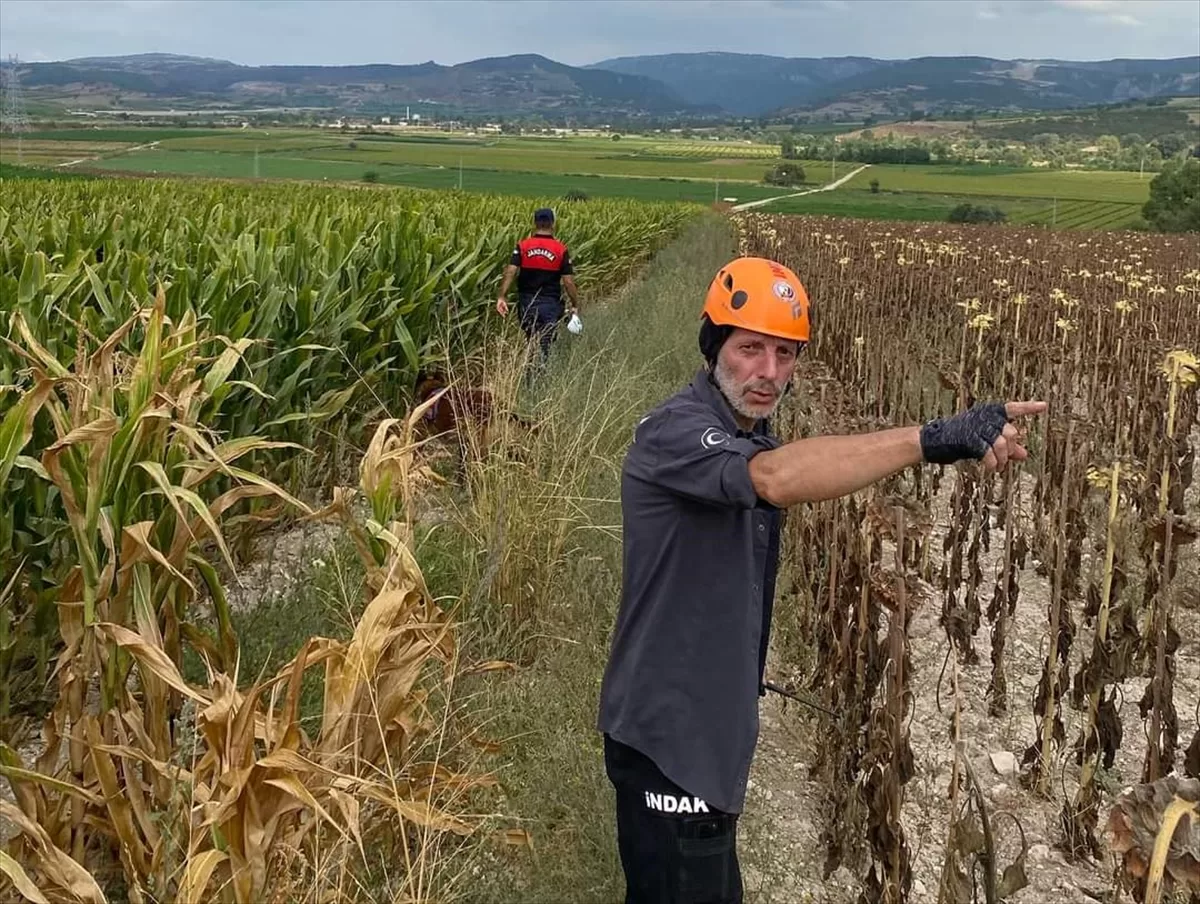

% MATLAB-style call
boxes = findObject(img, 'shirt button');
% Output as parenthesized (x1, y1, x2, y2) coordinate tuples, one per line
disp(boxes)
(758, 523, 765, 533)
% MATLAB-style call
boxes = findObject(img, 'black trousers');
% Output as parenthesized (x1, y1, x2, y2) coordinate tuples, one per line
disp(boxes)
(604, 735, 743, 904)
(517, 295, 564, 363)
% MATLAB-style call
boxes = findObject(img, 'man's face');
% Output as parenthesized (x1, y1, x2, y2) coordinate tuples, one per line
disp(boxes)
(714, 328, 799, 422)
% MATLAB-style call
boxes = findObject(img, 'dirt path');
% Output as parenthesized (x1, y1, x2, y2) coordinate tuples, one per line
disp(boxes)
(741, 461, 1200, 904)
(57, 139, 160, 168)
(732, 165, 871, 212)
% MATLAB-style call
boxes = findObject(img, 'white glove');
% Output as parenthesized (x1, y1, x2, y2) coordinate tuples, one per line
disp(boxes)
(567, 312, 583, 335)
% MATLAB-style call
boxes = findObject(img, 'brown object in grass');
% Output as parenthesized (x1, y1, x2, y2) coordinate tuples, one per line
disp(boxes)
(413, 370, 538, 469)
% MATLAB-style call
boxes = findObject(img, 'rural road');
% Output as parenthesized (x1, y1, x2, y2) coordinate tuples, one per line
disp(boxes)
(732, 163, 871, 212)
(57, 140, 160, 168)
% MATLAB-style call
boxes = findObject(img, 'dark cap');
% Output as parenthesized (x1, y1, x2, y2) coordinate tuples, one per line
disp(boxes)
(698, 316, 733, 367)
(534, 207, 555, 224)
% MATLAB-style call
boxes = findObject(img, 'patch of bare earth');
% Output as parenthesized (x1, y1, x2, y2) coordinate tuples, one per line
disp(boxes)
(841, 121, 971, 141)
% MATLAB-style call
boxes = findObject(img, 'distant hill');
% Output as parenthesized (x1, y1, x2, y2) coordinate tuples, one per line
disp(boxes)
(587, 53, 884, 117)
(8, 52, 1198, 121)
(592, 53, 1200, 117)
(11, 53, 698, 118)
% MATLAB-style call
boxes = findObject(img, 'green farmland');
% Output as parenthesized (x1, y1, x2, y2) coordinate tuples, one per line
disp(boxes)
(138, 130, 804, 182)
(86, 149, 803, 204)
(0, 126, 1157, 230)
(769, 187, 1144, 228)
(844, 164, 1153, 203)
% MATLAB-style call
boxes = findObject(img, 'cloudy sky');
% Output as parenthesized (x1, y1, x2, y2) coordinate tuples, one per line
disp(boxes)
(2, 0, 1198, 66)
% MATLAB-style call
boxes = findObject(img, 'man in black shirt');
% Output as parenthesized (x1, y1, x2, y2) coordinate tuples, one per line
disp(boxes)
(496, 207, 580, 363)
(598, 255, 1046, 903)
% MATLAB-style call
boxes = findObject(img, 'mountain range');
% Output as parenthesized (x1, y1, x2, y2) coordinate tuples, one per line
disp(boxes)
(595, 53, 1200, 117)
(11, 51, 1199, 120)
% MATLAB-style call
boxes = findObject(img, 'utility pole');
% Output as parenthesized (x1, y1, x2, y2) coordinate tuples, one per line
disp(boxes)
(2, 55, 31, 164)
(458, 156, 463, 190)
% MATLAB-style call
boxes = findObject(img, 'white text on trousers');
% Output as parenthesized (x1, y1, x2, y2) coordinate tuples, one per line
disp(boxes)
(644, 792, 710, 814)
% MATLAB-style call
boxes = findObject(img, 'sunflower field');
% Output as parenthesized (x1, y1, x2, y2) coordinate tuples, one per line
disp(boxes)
(737, 213, 1200, 904)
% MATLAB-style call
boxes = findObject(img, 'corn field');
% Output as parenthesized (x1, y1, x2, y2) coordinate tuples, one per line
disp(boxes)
(0, 175, 695, 902)
(1, 178, 692, 442)
(737, 214, 1200, 904)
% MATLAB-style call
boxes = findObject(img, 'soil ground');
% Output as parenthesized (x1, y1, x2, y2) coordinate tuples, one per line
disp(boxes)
(741, 425, 1200, 904)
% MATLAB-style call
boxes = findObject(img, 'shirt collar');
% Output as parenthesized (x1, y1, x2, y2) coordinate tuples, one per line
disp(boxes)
(690, 367, 771, 439)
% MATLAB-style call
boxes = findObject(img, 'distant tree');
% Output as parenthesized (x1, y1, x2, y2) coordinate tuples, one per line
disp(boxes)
(1153, 132, 1192, 159)
(948, 203, 1007, 225)
(611, 133, 622, 141)
(362, 170, 380, 184)
(1142, 158, 1200, 232)
(764, 163, 806, 187)
(780, 134, 798, 159)
(1097, 134, 1121, 157)
(347, 141, 358, 150)
(564, 189, 589, 201)
(1001, 146, 1030, 167)
(869, 178, 881, 194)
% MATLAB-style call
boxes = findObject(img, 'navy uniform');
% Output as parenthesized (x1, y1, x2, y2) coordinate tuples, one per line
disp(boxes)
(598, 368, 783, 904)
(597, 255, 815, 904)
(511, 213, 574, 361)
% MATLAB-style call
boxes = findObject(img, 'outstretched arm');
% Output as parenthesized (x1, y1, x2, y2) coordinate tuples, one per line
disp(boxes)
(749, 401, 1047, 508)
(750, 426, 922, 506)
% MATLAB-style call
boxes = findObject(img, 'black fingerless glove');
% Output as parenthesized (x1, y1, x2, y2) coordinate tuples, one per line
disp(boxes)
(920, 402, 1008, 465)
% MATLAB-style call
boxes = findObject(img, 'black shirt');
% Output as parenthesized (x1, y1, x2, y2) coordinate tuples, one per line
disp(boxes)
(597, 368, 784, 814)
(511, 234, 573, 303)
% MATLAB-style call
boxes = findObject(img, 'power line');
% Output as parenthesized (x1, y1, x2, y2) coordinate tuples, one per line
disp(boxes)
(2, 54, 31, 164)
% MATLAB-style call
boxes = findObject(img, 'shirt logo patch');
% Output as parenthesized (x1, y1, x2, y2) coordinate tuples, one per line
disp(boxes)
(645, 791, 710, 814)
(701, 427, 730, 449)
(526, 247, 558, 262)
(632, 414, 652, 444)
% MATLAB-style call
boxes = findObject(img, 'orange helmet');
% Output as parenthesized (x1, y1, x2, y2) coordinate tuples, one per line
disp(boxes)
(701, 256, 811, 344)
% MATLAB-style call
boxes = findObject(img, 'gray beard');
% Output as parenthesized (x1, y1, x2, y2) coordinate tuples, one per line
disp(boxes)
(713, 359, 781, 423)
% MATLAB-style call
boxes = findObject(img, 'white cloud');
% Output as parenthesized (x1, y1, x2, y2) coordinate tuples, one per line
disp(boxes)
(1054, 0, 1121, 11)
(978, 7, 1000, 20)
(1050, 0, 1150, 30)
